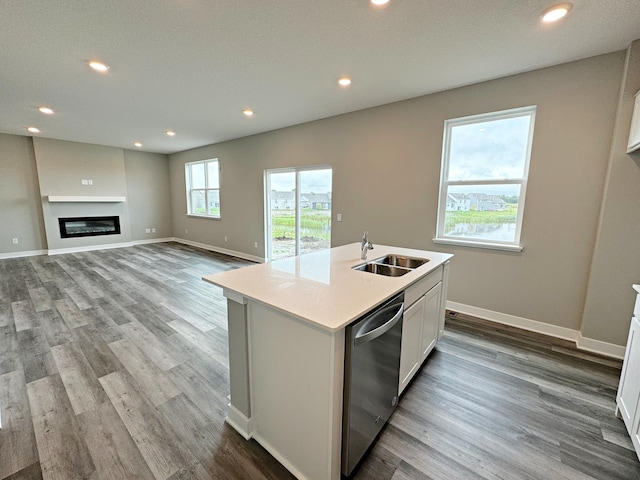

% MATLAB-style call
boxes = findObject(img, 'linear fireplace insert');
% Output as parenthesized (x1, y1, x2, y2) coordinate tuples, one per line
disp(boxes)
(58, 216, 121, 239)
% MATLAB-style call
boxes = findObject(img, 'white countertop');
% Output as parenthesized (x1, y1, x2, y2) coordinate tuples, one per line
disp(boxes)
(202, 243, 453, 332)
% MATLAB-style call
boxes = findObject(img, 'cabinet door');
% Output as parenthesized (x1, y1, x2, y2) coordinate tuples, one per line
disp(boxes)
(421, 282, 442, 363)
(399, 297, 425, 394)
(617, 316, 640, 432)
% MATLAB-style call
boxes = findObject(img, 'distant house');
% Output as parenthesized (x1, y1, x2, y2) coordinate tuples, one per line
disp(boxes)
(271, 190, 295, 209)
(468, 193, 506, 211)
(305, 193, 331, 210)
(446, 193, 471, 211)
(270, 191, 332, 210)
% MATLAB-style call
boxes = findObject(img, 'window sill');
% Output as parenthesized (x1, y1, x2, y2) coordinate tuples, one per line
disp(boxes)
(187, 214, 221, 220)
(432, 237, 523, 252)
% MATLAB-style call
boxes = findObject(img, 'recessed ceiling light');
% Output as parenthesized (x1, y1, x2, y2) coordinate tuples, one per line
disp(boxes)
(541, 3, 572, 23)
(242, 109, 254, 117)
(134, 142, 142, 148)
(166, 130, 176, 137)
(88, 60, 110, 72)
(38, 106, 54, 115)
(338, 76, 352, 87)
(371, 0, 390, 5)
(27, 126, 40, 133)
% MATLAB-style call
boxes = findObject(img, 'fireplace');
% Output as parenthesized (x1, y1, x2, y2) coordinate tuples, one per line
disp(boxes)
(58, 216, 121, 239)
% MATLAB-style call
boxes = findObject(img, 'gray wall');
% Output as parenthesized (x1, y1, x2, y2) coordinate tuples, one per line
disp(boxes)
(170, 52, 624, 340)
(33, 137, 133, 250)
(124, 149, 173, 241)
(0, 133, 46, 254)
(581, 40, 640, 345)
(0, 136, 171, 254)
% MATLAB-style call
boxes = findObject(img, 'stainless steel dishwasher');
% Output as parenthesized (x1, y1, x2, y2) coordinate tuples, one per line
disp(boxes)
(342, 292, 404, 477)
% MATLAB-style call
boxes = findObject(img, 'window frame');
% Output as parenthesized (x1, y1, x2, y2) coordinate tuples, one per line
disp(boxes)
(434, 106, 536, 252)
(185, 158, 221, 219)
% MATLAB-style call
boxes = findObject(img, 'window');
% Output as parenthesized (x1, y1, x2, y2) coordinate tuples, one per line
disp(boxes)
(185, 159, 220, 218)
(265, 166, 332, 261)
(435, 106, 536, 251)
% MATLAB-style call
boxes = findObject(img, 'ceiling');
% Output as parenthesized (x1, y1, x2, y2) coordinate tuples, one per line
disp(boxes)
(1, 1, 639, 155)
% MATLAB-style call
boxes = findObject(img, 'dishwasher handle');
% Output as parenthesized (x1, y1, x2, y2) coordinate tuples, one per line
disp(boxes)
(354, 302, 404, 345)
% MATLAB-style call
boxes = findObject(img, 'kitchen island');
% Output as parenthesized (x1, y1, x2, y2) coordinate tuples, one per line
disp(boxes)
(202, 243, 452, 480)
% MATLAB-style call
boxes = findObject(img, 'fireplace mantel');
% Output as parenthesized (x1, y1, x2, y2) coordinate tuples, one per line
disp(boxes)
(47, 195, 127, 203)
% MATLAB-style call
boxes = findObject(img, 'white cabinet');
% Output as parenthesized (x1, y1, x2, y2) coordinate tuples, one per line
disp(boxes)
(421, 282, 442, 363)
(437, 261, 450, 340)
(399, 296, 425, 393)
(616, 285, 640, 460)
(628, 91, 640, 153)
(399, 278, 444, 394)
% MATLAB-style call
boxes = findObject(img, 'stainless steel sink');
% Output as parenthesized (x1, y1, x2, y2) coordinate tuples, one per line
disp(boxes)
(352, 254, 429, 277)
(352, 262, 411, 277)
(375, 255, 429, 269)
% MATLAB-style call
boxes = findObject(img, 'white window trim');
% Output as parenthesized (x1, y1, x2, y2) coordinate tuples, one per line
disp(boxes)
(435, 106, 536, 251)
(264, 164, 332, 262)
(185, 158, 220, 219)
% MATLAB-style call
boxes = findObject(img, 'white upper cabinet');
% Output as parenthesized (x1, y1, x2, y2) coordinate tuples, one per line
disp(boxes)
(628, 91, 640, 153)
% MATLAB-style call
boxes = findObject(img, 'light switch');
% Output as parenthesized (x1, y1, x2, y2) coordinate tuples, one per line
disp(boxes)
(337, 213, 342, 222)
(81, 179, 89, 185)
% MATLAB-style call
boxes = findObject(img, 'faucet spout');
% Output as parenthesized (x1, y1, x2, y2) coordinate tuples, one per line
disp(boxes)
(361, 231, 374, 260)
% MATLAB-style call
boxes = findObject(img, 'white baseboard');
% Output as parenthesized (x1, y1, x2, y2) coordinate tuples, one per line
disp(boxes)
(0, 249, 47, 259)
(576, 334, 625, 359)
(226, 404, 253, 440)
(173, 237, 264, 263)
(130, 237, 174, 246)
(47, 241, 134, 255)
(0, 237, 263, 264)
(48, 237, 172, 255)
(446, 301, 624, 359)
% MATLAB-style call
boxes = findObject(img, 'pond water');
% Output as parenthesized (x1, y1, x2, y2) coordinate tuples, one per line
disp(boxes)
(446, 223, 516, 242)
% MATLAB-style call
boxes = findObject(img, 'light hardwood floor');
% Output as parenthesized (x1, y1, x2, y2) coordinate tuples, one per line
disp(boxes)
(0, 243, 638, 479)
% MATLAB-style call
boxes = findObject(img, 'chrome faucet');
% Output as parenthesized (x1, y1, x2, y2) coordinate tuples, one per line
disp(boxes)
(361, 231, 374, 260)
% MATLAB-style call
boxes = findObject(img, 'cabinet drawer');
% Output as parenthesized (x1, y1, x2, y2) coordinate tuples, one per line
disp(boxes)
(405, 267, 442, 308)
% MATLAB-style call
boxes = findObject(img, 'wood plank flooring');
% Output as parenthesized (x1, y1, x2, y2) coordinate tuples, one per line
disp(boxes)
(0, 243, 638, 479)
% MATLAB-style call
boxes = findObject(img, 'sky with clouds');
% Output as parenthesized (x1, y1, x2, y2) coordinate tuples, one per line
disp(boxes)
(447, 113, 532, 196)
(268, 168, 332, 193)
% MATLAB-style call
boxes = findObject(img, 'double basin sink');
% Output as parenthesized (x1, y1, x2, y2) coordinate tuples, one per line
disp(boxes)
(352, 254, 429, 277)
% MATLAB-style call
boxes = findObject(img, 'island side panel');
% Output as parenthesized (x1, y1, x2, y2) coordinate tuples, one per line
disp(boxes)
(226, 297, 253, 438)
(248, 301, 345, 480)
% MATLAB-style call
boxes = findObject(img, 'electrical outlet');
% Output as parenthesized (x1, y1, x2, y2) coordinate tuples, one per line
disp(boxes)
(224, 236, 228, 242)
(12, 238, 18, 244)
(254, 241, 258, 248)
(81, 179, 88, 185)
(145, 228, 151, 233)
(151, 228, 156, 233)
(185, 229, 188, 234)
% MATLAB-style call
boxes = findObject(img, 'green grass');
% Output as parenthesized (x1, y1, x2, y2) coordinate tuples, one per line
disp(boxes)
(271, 209, 331, 240)
(445, 205, 517, 230)
(193, 207, 220, 216)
